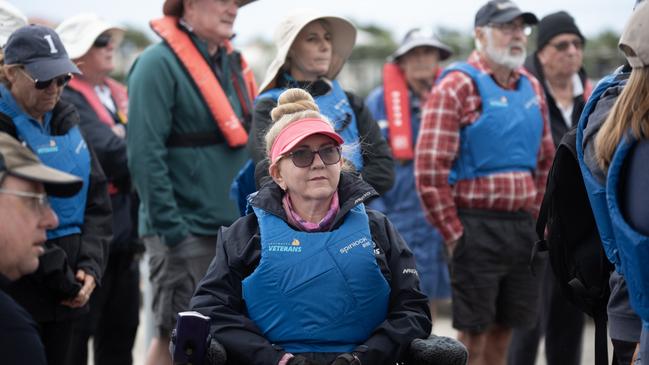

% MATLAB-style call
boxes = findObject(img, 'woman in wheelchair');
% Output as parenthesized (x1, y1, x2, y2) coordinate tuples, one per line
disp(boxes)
(190, 88, 432, 365)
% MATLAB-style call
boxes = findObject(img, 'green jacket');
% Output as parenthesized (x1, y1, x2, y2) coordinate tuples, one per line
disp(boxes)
(127, 35, 250, 246)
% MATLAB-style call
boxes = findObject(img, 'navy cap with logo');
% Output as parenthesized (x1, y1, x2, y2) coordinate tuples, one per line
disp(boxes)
(475, 0, 538, 27)
(3, 25, 80, 82)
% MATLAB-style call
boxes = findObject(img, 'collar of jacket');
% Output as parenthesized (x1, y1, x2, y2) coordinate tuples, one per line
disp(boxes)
(249, 171, 378, 230)
(276, 73, 332, 97)
(0, 96, 79, 138)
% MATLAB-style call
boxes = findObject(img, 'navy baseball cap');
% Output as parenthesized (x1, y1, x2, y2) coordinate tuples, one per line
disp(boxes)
(4, 25, 80, 82)
(475, 0, 538, 27)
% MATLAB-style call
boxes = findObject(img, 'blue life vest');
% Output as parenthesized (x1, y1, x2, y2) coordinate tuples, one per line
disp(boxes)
(576, 72, 625, 271)
(606, 135, 649, 323)
(259, 80, 363, 170)
(0, 86, 90, 239)
(242, 204, 390, 353)
(438, 63, 543, 184)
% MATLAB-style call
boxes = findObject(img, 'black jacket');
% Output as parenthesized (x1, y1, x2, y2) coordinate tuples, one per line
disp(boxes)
(248, 78, 395, 196)
(524, 54, 590, 147)
(190, 172, 431, 365)
(0, 99, 112, 321)
(0, 275, 46, 365)
(62, 87, 139, 253)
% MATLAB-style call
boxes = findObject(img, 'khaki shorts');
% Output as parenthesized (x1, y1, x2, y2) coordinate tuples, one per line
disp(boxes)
(144, 234, 216, 337)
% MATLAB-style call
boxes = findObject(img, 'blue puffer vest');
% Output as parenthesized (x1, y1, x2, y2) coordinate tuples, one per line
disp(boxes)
(576, 73, 625, 271)
(438, 63, 543, 184)
(0, 85, 90, 239)
(606, 135, 649, 325)
(259, 80, 363, 170)
(242, 204, 390, 353)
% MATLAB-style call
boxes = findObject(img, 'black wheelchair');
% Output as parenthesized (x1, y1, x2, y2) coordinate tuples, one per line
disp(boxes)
(170, 311, 468, 365)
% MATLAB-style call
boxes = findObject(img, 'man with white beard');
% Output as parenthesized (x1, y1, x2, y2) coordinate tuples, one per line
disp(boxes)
(414, 1, 555, 364)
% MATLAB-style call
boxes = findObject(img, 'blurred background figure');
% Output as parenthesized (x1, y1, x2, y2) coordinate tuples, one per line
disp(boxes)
(126, 0, 258, 364)
(0, 132, 82, 365)
(57, 13, 141, 365)
(0, 25, 112, 365)
(0, 0, 26, 47)
(365, 27, 452, 320)
(248, 8, 394, 196)
(508, 10, 591, 365)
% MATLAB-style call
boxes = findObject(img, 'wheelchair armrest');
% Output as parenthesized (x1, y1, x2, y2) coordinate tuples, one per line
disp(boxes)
(408, 334, 468, 365)
(206, 337, 227, 365)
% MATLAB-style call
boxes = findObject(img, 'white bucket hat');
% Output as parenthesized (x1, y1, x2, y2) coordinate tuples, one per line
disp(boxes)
(619, 0, 649, 69)
(258, 8, 357, 94)
(0, 1, 27, 47)
(56, 13, 124, 60)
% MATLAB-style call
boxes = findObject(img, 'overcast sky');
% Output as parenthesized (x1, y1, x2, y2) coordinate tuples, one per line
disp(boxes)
(20, 0, 636, 45)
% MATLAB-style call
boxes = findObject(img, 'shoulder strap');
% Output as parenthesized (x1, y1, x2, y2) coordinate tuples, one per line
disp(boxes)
(382, 62, 413, 160)
(150, 16, 248, 147)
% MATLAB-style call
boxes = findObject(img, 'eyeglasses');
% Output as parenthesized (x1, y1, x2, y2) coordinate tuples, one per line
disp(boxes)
(0, 188, 50, 215)
(489, 21, 532, 36)
(93, 33, 112, 48)
(18, 68, 72, 90)
(285, 145, 342, 168)
(550, 39, 584, 52)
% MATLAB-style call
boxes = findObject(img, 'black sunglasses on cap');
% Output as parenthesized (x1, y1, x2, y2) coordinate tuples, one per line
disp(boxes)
(285, 145, 342, 168)
(93, 33, 112, 48)
(18, 68, 72, 90)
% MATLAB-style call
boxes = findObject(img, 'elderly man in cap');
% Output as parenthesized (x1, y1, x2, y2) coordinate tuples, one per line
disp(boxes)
(415, 0, 555, 364)
(0, 132, 82, 365)
(365, 28, 453, 320)
(507, 11, 592, 365)
(56, 14, 141, 365)
(126, 0, 258, 364)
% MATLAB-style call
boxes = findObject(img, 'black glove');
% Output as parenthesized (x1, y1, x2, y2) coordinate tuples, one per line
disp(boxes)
(330, 353, 361, 365)
(287, 355, 323, 365)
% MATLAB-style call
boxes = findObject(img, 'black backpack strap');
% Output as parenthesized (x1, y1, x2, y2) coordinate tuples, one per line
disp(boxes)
(593, 310, 609, 365)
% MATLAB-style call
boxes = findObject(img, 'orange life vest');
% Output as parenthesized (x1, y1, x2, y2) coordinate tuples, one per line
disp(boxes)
(68, 77, 128, 196)
(150, 16, 257, 148)
(382, 63, 440, 160)
(68, 77, 128, 127)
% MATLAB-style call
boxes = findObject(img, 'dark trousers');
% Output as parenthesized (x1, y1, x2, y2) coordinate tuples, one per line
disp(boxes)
(67, 251, 140, 365)
(507, 260, 585, 365)
(40, 320, 75, 365)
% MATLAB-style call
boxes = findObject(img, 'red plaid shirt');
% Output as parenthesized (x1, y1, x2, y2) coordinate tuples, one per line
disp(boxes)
(414, 51, 555, 242)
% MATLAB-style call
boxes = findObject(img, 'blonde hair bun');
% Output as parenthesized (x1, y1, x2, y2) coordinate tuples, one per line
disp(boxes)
(270, 88, 320, 122)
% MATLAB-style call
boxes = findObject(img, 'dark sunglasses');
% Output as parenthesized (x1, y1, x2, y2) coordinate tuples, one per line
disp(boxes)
(550, 39, 584, 52)
(18, 68, 72, 90)
(285, 145, 342, 168)
(93, 33, 112, 48)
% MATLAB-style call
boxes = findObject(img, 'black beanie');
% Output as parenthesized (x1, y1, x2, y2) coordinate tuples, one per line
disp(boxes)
(536, 11, 585, 50)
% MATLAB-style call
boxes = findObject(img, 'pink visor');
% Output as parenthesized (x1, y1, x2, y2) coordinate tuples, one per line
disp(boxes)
(270, 118, 344, 164)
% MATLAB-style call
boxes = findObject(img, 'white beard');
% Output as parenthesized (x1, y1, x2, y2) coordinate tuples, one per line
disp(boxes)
(477, 27, 526, 70)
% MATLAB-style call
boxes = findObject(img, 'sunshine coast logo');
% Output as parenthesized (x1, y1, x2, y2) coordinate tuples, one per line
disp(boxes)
(268, 238, 302, 253)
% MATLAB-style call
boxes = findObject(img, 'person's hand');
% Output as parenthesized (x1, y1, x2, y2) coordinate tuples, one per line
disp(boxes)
(60, 270, 96, 308)
(111, 124, 126, 138)
(286, 355, 323, 365)
(330, 353, 361, 365)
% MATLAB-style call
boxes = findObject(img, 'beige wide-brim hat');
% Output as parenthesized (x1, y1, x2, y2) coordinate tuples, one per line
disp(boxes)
(163, 0, 258, 16)
(0, 1, 27, 47)
(258, 9, 357, 94)
(56, 13, 125, 60)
